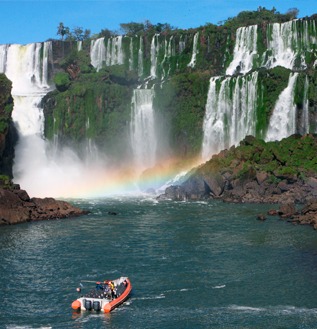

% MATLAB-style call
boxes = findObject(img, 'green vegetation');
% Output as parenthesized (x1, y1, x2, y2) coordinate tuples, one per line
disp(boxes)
(0, 74, 13, 134)
(200, 134, 317, 181)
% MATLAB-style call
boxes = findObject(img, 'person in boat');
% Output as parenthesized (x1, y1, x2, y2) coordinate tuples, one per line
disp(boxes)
(103, 281, 112, 299)
(108, 281, 116, 299)
(95, 282, 103, 291)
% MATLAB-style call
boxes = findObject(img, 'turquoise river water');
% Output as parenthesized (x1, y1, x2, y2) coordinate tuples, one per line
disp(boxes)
(1, 197, 317, 328)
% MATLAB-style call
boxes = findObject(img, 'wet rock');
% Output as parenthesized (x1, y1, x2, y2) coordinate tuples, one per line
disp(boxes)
(278, 202, 296, 219)
(257, 213, 266, 221)
(0, 187, 88, 225)
(267, 209, 278, 216)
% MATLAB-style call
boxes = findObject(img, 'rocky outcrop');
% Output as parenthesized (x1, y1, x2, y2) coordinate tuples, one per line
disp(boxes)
(291, 200, 317, 229)
(0, 74, 17, 177)
(158, 135, 317, 205)
(266, 200, 317, 230)
(0, 184, 88, 225)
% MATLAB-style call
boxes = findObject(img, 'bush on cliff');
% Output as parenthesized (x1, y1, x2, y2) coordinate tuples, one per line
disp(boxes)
(54, 72, 70, 92)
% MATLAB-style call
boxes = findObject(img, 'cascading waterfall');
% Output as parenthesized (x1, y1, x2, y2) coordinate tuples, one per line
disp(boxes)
(264, 21, 299, 70)
(201, 72, 258, 160)
(129, 38, 134, 71)
(300, 76, 310, 134)
(107, 36, 124, 66)
(77, 41, 82, 52)
(265, 73, 298, 141)
(226, 25, 258, 75)
(90, 37, 106, 71)
(263, 19, 317, 70)
(0, 42, 57, 195)
(188, 32, 199, 68)
(138, 36, 144, 77)
(0, 43, 52, 136)
(150, 34, 160, 78)
(130, 89, 156, 170)
(0, 42, 111, 197)
(202, 18, 317, 161)
(90, 36, 124, 71)
(0, 44, 8, 72)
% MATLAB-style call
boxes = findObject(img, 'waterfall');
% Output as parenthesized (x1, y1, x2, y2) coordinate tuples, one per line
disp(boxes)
(263, 20, 317, 70)
(0, 45, 8, 72)
(161, 36, 173, 80)
(150, 34, 160, 78)
(301, 76, 310, 134)
(266, 73, 298, 141)
(77, 41, 82, 51)
(201, 72, 258, 160)
(108, 36, 124, 66)
(138, 36, 144, 77)
(179, 35, 186, 53)
(90, 37, 106, 71)
(129, 37, 134, 71)
(226, 25, 258, 75)
(130, 89, 157, 170)
(1, 43, 53, 136)
(188, 32, 199, 68)
(90, 36, 124, 71)
(0, 42, 59, 194)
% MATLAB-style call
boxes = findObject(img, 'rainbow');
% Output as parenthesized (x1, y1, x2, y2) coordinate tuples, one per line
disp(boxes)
(17, 156, 202, 199)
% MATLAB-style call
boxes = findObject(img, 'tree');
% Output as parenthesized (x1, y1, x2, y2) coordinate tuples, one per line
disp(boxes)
(286, 8, 299, 19)
(98, 28, 114, 39)
(57, 22, 69, 41)
(71, 27, 91, 41)
(120, 22, 145, 35)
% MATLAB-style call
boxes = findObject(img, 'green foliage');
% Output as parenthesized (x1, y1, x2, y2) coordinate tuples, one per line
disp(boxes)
(43, 69, 133, 158)
(155, 72, 210, 156)
(223, 7, 299, 30)
(54, 72, 70, 92)
(198, 135, 317, 181)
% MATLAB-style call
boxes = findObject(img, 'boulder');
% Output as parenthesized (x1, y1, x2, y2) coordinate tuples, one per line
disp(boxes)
(278, 202, 296, 218)
(0, 187, 88, 225)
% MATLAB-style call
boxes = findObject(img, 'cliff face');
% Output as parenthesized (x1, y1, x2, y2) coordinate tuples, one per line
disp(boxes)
(41, 16, 317, 161)
(0, 74, 16, 177)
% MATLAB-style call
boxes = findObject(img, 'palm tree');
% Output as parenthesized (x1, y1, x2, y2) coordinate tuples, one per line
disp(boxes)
(57, 22, 69, 41)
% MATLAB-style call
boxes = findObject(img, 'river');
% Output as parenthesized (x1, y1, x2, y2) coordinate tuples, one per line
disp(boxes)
(1, 197, 317, 328)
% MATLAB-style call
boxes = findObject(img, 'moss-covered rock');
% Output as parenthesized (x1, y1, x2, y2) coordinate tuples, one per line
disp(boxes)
(160, 134, 317, 203)
(0, 74, 16, 177)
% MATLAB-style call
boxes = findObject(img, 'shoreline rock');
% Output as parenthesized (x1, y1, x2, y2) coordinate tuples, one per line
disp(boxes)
(0, 186, 88, 225)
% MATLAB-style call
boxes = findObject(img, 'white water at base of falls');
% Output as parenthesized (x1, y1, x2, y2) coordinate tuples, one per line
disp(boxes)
(0, 42, 116, 198)
(130, 89, 157, 171)
(265, 73, 298, 142)
(201, 72, 258, 161)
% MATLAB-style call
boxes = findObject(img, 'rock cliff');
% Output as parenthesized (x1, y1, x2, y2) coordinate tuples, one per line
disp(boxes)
(0, 180, 88, 225)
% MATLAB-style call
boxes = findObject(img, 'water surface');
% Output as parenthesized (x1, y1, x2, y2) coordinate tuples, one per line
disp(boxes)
(1, 197, 317, 328)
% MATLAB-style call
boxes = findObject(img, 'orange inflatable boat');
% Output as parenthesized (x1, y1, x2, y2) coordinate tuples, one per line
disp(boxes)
(71, 277, 132, 313)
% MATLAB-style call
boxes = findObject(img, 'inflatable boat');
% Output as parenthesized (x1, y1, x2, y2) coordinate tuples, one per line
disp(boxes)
(71, 277, 132, 313)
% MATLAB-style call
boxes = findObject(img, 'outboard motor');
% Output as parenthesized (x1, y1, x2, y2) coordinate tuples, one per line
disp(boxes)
(84, 299, 92, 311)
(93, 301, 101, 312)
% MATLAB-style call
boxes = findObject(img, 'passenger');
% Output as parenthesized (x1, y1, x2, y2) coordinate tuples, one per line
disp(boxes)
(109, 281, 116, 299)
(103, 284, 111, 299)
(95, 282, 103, 291)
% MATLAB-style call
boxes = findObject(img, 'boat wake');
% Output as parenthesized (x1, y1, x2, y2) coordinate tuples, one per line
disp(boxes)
(228, 305, 317, 315)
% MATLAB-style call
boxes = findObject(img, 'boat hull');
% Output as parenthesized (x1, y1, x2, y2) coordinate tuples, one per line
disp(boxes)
(71, 277, 132, 313)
